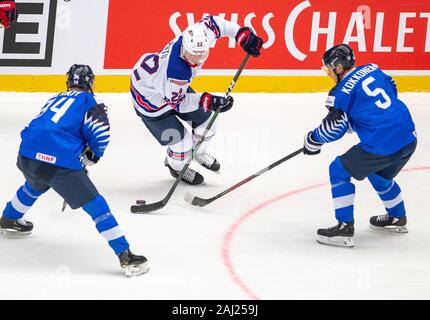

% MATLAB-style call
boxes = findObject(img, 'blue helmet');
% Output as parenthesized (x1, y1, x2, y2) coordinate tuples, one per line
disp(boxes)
(66, 64, 95, 91)
(323, 44, 355, 70)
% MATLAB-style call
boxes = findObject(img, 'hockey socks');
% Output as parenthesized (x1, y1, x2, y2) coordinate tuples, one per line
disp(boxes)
(83, 194, 129, 255)
(329, 157, 355, 223)
(2, 182, 44, 220)
(368, 174, 406, 218)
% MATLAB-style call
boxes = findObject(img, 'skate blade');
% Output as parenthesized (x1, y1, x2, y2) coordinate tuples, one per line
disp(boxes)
(370, 225, 408, 233)
(316, 235, 354, 247)
(0, 228, 32, 236)
(124, 262, 149, 277)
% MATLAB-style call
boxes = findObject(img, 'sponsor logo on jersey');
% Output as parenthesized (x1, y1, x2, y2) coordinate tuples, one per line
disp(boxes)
(326, 95, 335, 107)
(0, 4, 12, 9)
(36, 152, 57, 164)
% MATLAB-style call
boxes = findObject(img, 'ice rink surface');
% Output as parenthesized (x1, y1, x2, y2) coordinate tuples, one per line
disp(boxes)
(0, 92, 429, 300)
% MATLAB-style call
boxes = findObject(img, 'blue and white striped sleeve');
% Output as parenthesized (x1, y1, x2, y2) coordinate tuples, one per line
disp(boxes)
(82, 103, 110, 158)
(312, 108, 349, 144)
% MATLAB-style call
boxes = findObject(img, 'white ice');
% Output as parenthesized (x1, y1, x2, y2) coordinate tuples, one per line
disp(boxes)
(0, 92, 429, 299)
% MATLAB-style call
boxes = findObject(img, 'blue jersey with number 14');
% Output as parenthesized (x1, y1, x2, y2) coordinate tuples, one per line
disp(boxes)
(19, 91, 110, 169)
(323, 64, 416, 155)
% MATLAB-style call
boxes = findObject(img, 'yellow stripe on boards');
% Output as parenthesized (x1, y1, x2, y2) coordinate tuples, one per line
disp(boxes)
(0, 75, 429, 92)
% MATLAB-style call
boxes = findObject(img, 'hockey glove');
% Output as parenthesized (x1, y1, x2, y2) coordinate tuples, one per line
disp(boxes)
(199, 92, 234, 113)
(304, 131, 323, 155)
(235, 27, 263, 57)
(0, 1, 18, 29)
(81, 148, 100, 166)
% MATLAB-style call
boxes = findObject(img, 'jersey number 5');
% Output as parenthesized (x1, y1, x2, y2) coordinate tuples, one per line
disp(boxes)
(361, 76, 392, 109)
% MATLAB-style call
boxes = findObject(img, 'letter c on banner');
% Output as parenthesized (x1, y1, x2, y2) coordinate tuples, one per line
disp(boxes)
(285, 0, 311, 61)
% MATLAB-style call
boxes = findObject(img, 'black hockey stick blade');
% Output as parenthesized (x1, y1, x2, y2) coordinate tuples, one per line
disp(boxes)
(130, 200, 166, 214)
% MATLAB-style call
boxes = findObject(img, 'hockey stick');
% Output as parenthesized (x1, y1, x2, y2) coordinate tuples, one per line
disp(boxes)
(131, 53, 252, 213)
(184, 147, 304, 207)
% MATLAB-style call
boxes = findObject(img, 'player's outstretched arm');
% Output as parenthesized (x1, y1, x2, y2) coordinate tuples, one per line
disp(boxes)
(304, 108, 349, 155)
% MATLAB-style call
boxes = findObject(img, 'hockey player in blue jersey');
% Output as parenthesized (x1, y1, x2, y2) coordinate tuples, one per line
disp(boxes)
(131, 16, 263, 185)
(303, 44, 417, 247)
(0, 65, 149, 276)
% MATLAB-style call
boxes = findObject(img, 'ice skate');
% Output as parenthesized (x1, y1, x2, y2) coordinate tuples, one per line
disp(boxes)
(194, 152, 220, 173)
(369, 214, 408, 233)
(316, 221, 354, 247)
(118, 249, 149, 277)
(165, 158, 204, 185)
(0, 216, 33, 236)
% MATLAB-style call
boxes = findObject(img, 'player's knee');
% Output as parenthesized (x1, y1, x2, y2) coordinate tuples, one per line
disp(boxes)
(82, 194, 110, 220)
(329, 157, 351, 185)
(368, 173, 392, 192)
(24, 181, 46, 197)
(194, 118, 217, 138)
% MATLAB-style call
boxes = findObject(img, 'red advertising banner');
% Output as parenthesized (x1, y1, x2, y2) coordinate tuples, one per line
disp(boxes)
(104, 0, 430, 70)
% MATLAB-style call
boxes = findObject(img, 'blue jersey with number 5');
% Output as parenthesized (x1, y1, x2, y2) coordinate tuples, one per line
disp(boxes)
(327, 64, 416, 155)
(19, 91, 110, 169)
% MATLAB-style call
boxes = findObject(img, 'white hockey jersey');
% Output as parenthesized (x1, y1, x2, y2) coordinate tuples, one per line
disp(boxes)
(130, 16, 240, 118)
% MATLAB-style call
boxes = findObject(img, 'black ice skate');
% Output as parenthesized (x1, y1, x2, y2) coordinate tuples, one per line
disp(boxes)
(369, 214, 408, 233)
(194, 152, 220, 173)
(118, 249, 149, 277)
(316, 221, 354, 247)
(0, 216, 33, 235)
(165, 159, 204, 185)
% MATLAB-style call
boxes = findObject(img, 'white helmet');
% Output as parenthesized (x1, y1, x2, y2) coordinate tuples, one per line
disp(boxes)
(181, 24, 210, 56)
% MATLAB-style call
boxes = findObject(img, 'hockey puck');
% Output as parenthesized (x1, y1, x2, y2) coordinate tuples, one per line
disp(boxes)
(135, 200, 146, 205)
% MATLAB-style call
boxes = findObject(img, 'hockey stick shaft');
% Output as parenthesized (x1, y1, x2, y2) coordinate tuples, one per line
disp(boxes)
(131, 53, 252, 213)
(186, 148, 304, 207)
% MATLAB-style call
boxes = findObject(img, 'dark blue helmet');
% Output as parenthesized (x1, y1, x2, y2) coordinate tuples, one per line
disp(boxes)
(323, 44, 355, 70)
(66, 64, 95, 91)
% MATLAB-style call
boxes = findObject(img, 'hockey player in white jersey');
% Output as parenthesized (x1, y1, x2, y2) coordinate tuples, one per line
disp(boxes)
(131, 16, 263, 185)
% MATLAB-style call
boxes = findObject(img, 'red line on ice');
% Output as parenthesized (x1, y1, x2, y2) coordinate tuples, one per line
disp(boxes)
(222, 166, 429, 300)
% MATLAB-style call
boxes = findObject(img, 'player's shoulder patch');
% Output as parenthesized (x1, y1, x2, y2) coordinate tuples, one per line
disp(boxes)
(325, 95, 336, 108)
(92, 94, 104, 105)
